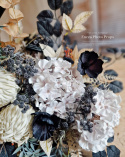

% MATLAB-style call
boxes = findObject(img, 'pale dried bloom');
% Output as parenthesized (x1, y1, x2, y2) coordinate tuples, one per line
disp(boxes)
(0, 69, 19, 108)
(77, 88, 121, 153)
(77, 119, 114, 153)
(0, 105, 34, 146)
(29, 58, 85, 118)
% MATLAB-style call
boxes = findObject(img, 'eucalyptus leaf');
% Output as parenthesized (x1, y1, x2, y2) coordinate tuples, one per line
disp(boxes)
(107, 145, 120, 157)
(104, 70, 118, 80)
(106, 48, 118, 53)
(92, 150, 107, 157)
(19, 151, 23, 157)
(53, 20, 62, 37)
(13, 146, 22, 155)
(107, 136, 114, 143)
(102, 56, 111, 63)
(108, 80, 123, 93)
(30, 143, 35, 151)
(0, 143, 17, 157)
(104, 70, 118, 77)
(37, 10, 54, 23)
(121, 49, 125, 53)
(60, 0, 73, 15)
(47, 0, 63, 10)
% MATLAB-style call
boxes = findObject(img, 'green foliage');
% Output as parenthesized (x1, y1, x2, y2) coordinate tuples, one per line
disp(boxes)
(13, 138, 43, 157)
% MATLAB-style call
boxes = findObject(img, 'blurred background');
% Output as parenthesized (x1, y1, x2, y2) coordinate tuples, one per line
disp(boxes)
(0, 0, 125, 156)
(1, 0, 125, 51)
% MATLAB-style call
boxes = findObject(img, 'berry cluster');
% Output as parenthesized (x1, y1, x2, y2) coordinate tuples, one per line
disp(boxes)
(1, 45, 38, 113)
(61, 112, 75, 129)
(80, 119, 93, 133)
(77, 85, 97, 132)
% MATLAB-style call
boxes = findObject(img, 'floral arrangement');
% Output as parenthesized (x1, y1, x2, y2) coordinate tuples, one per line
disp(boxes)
(0, 0, 123, 157)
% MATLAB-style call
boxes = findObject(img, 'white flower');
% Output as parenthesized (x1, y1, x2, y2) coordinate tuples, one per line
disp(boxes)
(77, 119, 114, 152)
(77, 88, 121, 153)
(29, 58, 85, 118)
(0, 105, 34, 146)
(92, 89, 121, 127)
(0, 69, 20, 108)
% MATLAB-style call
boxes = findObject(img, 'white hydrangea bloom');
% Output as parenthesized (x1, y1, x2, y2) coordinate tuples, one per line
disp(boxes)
(92, 89, 121, 127)
(29, 58, 85, 118)
(77, 119, 114, 153)
(0, 69, 20, 108)
(77, 88, 121, 153)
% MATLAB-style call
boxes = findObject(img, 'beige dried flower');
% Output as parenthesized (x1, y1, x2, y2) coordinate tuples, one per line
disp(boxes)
(0, 69, 20, 108)
(0, 105, 34, 145)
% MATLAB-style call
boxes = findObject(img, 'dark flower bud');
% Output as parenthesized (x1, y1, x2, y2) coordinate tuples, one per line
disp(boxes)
(32, 112, 61, 141)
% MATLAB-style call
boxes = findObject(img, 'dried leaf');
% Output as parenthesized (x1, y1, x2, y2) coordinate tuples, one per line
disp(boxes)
(3, 22, 19, 37)
(72, 24, 86, 33)
(0, 0, 11, 8)
(14, 33, 29, 38)
(78, 48, 93, 55)
(40, 138, 53, 157)
(56, 45, 64, 58)
(72, 45, 79, 65)
(0, 0, 20, 8)
(40, 44, 56, 57)
(62, 13, 73, 31)
(11, 0, 21, 5)
(66, 129, 81, 153)
(9, 8, 24, 21)
(74, 11, 93, 26)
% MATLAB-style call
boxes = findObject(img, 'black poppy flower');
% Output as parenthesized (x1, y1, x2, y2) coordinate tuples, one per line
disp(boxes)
(77, 51, 103, 78)
(32, 112, 60, 141)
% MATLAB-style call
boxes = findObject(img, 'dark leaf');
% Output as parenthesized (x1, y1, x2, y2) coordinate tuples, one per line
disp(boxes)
(63, 57, 74, 64)
(0, 143, 17, 157)
(121, 49, 125, 58)
(70, 40, 77, 50)
(60, 0, 73, 15)
(92, 150, 107, 157)
(47, 0, 63, 10)
(47, 39, 54, 48)
(37, 21, 53, 37)
(64, 35, 71, 45)
(108, 81, 123, 93)
(40, 21, 53, 36)
(106, 48, 118, 54)
(37, 10, 54, 23)
(104, 70, 118, 80)
(107, 145, 120, 157)
(37, 21, 50, 37)
(102, 56, 111, 63)
(26, 44, 42, 52)
(107, 136, 114, 143)
(121, 49, 125, 53)
(53, 20, 62, 37)
(0, 7, 5, 18)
